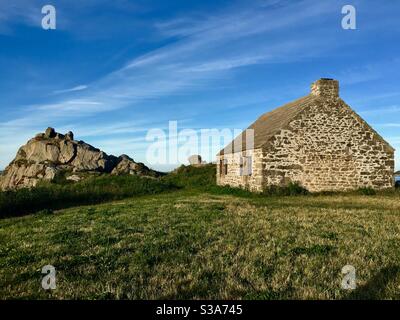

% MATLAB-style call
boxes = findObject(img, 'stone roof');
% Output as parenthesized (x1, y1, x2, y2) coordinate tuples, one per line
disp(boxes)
(218, 79, 394, 155)
(219, 95, 314, 155)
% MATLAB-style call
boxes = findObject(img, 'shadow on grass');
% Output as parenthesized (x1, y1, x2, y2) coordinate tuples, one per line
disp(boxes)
(344, 265, 400, 300)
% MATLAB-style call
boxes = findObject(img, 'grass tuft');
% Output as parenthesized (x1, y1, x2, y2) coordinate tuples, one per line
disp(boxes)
(291, 244, 336, 257)
(357, 187, 377, 196)
(263, 182, 309, 196)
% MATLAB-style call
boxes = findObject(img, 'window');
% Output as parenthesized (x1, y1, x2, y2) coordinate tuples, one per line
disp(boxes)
(240, 156, 252, 176)
(219, 159, 228, 175)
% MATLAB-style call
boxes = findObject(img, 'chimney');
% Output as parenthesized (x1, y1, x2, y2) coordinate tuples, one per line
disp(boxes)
(311, 78, 339, 98)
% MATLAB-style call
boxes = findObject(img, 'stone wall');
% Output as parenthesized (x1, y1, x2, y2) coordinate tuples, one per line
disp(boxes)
(311, 78, 339, 98)
(216, 79, 394, 193)
(262, 98, 394, 192)
(216, 148, 264, 192)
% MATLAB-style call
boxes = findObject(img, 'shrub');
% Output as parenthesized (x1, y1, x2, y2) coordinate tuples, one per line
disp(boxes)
(395, 181, 400, 189)
(207, 185, 256, 198)
(0, 175, 178, 218)
(0, 164, 215, 218)
(263, 182, 309, 196)
(162, 164, 216, 190)
(357, 187, 377, 196)
(37, 209, 54, 215)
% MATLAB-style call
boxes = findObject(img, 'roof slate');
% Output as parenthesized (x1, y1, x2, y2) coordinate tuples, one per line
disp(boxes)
(218, 93, 394, 155)
(219, 95, 316, 155)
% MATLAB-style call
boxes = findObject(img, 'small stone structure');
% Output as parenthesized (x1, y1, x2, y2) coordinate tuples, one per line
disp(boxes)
(188, 155, 207, 166)
(217, 79, 395, 192)
(188, 155, 202, 165)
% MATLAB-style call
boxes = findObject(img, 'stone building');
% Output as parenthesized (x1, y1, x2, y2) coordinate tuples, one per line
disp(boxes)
(216, 79, 395, 192)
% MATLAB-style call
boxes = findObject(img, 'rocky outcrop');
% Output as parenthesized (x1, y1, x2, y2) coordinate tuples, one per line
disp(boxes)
(111, 155, 159, 177)
(0, 127, 160, 190)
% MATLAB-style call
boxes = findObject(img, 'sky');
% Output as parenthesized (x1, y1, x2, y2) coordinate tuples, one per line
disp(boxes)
(0, 0, 399, 171)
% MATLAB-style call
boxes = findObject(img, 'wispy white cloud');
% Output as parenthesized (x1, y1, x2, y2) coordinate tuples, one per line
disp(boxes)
(0, 1, 41, 34)
(52, 85, 88, 95)
(359, 105, 400, 116)
(1, 0, 399, 170)
(74, 1, 339, 111)
(0, 0, 141, 36)
(10, 1, 336, 119)
(376, 123, 400, 128)
(335, 59, 400, 86)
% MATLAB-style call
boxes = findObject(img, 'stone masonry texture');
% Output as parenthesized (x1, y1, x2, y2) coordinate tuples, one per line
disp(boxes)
(216, 79, 395, 192)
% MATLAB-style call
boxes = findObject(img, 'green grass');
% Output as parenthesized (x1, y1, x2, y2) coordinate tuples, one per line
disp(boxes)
(1, 165, 400, 299)
(1, 190, 400, 299)
(162, 163, 216, 190)
(0, 175, 178, 218)
(0, 163, 217, 218)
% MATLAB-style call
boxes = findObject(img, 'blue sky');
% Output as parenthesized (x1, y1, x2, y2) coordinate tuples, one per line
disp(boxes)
(0, 0, 399, 171)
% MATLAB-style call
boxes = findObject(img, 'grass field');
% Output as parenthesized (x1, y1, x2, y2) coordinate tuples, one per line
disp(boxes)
(1, 186, 400, 299)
